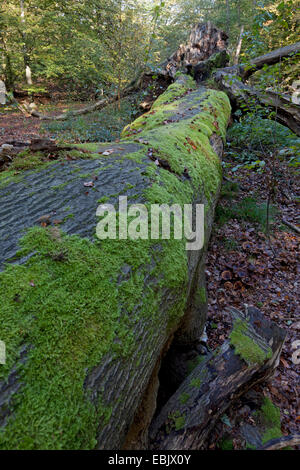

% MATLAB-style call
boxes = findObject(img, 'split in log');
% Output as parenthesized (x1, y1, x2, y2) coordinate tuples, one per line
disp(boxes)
(0, 75, 231, 449)
(149, 306, 286, 450)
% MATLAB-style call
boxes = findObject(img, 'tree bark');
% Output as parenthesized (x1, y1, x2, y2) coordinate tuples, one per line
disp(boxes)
(234, 25, 244, 65)
(214, 67, 300, 136)
(259, 435, 300, 450)
(149, 306, 286, 450)
(0, 76, 231, 449)
(242, 42, 300, 80)
(20, 0, 32, 86)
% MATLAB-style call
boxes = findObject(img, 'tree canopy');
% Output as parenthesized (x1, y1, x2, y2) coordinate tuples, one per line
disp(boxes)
(1, 0, 299, 97)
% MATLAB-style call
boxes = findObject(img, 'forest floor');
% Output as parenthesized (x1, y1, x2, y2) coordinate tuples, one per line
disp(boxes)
(0, 102, 299, 449)
(206, 153, 299, 449)
(0, 95, 141, 145)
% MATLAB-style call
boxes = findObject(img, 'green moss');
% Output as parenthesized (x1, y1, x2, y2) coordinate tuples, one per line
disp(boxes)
(0, 146, 102, 189)
(0, 78, 232, 449)
(259, 397, 282, 445)
(190, 377, 202, 388)
(230, 319, 272, 365)
(245, 442, 256, 450)
(123, 86, 230, 205)
(168, 410, 186, 431)
(75, 143, 100, 152)
(174, 415, 186, 431)
(153, 75, 196, 107)
(179, 392, 190, 404)
(97, 196, 110, 204)
(186, 355, 206, 375)
(0, 225, 188, 449)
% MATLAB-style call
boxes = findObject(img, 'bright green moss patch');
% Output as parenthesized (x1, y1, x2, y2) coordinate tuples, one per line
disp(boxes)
(174, 414, 186, 431)
(123, 86, 230, 206)
(260, 397, 282, 445)
(0, 225, 188, 449)
(153, 75, 196, 107)
(0, 78, 232, 449)
(230, 319, 272, 365)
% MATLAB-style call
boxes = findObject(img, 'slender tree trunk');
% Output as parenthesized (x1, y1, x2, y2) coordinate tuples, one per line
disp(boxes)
(2, 45, 15, 91)
(20, 0, 32, 85)
(234, 24, 244, 64)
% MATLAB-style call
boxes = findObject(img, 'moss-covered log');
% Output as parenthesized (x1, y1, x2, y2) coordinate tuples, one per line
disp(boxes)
(149, 306, 286, 450)
(0, 76, 231, 449)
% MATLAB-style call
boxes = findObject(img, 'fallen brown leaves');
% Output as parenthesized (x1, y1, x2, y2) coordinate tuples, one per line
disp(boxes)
(205, 153, 299, 448)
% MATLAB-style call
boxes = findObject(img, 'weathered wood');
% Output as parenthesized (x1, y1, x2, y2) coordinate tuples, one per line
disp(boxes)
(214, 68, 300, 136)
(282, 218, 300, 234)
(242, 42, 300, 80)
(259, 434, 300, 450)
(0, 76, 231, 449)
(193, 50, 229, 83)
(162, 22, 228, 79)
(149, 306, 286, 450)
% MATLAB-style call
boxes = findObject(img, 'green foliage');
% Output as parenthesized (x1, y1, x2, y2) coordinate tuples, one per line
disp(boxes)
(220, 181, 239, 200)
(0, 0, 157, 97)
(229, 115, 297, 150)
(255, 397, 282, 445)
(227, 115, 298, 164)
(216, 197, 277, 230)
(42, 96, 142, 143)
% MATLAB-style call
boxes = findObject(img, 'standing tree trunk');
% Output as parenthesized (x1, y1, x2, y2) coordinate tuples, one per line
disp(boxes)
(20, 0, 32, 85)
(234, 25, 244, 64)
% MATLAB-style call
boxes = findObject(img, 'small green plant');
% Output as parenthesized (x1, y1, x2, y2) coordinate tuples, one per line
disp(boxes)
(223, 237, 239, 251)
(227, 115, 298, 165)
(220, 181, 239, 200)
(216, 197, 277, 231)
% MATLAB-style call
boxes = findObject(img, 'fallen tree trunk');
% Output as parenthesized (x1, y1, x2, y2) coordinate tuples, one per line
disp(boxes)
(242, 42, 300, 80)
(8, 85, 137, 121)
(259, 434, 300, 450)
(0, 75, 231, 449)
(214, 67, 300, 136)
(149, 306, 286, 450)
